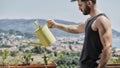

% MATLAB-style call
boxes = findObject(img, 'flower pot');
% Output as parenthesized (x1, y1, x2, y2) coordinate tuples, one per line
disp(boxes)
(0, 63, 57, 68)
(106, 64, 120, 68)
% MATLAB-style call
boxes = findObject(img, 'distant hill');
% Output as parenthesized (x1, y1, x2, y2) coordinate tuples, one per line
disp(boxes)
(0, 19, 120, 38)
(0, 19, 79, 33)
(112, 29, 120, 38)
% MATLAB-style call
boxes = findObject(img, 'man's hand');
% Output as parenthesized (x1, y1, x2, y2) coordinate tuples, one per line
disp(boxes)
(47, 19, 56, 28)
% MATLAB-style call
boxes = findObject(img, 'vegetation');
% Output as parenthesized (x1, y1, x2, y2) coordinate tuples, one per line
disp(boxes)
(54, 51, 80, 68)
(22, 52, 34, 65)
(109, 57, 120, 64)
(0, 46, 120, 68)
(1, 50, 10, 66)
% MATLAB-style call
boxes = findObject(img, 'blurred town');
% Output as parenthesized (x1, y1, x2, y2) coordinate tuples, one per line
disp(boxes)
(0, 30, 84, 53)
(0, 29, 120, 59)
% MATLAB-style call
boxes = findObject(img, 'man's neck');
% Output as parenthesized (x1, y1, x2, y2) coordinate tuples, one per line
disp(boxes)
(89, 6, 101, 18)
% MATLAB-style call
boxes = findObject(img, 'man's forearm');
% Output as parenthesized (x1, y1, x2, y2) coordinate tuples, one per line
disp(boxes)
(55, 23, 69, 32)
(98, 45, 112, 68)
(55, 23, 80, 34)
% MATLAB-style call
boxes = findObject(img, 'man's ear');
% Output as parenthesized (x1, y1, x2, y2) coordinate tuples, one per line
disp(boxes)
(87, 0, 93, 7)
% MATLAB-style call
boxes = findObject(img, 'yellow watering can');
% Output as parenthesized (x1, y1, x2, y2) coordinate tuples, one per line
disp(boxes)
(34, 21, 56, 47)
(23, 21, 56, 47)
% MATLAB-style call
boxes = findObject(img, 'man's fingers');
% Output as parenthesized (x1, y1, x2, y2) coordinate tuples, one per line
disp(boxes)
(47, 19, 55, 28)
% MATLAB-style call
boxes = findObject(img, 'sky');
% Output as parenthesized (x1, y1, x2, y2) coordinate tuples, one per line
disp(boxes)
(0, 0, 120, 32)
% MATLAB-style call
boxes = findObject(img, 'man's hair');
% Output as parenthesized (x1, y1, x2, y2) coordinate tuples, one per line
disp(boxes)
(71, 0, 96, 4)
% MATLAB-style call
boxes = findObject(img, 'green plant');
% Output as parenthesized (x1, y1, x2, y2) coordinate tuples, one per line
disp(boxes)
(14, 59, 19, 66)
(42, 54, 51, 65)
(52, 52, 64, 65)
(53, 51, 80, 68)
(1, 50, 10, 66)
(22, 52, 33, 65)
(109, 57, 120, 64)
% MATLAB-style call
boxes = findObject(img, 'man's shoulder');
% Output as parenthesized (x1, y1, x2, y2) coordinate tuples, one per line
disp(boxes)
(95, 15, 111, 30)
(96, 15, 110, 25)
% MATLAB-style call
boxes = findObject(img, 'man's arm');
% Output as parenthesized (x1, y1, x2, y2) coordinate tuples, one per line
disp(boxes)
(47, 19, 86, 34)
(95, 17, 112, 68)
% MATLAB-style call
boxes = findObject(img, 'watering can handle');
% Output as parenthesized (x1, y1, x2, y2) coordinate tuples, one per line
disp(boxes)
(34, 21, 41, 29)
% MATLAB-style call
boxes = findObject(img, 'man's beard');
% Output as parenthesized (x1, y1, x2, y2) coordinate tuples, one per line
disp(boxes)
(81, 4, 91, 15)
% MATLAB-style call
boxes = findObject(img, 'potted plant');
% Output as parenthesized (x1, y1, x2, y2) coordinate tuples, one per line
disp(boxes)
(21, 52, 34, 66)
(104, 47, 120, 68)
(106, 57, 120, 68)
(23, 41, 57, 68)
(8, 48, 57, 68)
(40, 53, 57, 68)
(0, 50, 10, 68)
(8, 52, 33, 68)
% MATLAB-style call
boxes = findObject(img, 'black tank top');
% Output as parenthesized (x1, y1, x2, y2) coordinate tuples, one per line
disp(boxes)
(80, 13, 108, 68)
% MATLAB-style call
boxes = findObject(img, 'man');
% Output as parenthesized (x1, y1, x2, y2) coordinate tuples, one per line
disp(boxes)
(47, 0, 112, 68)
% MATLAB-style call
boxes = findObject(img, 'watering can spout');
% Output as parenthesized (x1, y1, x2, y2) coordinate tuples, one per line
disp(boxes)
(23, 41, 42, 46)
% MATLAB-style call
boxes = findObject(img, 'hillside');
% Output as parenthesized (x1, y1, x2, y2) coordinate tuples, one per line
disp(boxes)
(0, 19, 119, 38)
